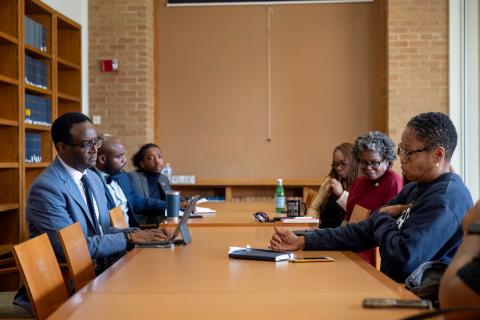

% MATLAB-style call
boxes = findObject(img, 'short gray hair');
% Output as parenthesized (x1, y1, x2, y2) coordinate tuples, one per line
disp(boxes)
(353, 131, 397, 167)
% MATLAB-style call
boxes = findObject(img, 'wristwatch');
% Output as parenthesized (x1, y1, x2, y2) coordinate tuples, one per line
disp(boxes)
(467, 221, 480, 235)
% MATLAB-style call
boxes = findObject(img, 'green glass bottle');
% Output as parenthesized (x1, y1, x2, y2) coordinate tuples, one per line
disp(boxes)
(275, 178, 285, 213)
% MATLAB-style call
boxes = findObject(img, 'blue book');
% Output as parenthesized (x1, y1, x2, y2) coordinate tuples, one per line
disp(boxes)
(41, 25, 46, 51)
(25, 55, 30, 84)
(25, 133, 31, 162)
(25, 93, 33, 124)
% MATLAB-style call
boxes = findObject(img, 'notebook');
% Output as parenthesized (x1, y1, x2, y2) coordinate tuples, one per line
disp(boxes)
(135, 195, 199, 247)
(228, 247, 294, 262)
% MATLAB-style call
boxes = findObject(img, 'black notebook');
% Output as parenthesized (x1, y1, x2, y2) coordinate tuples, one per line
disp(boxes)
(228, 248, 293, 262)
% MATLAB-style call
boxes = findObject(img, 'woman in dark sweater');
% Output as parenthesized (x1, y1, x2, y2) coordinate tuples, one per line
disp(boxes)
(128, 143, 172, 224)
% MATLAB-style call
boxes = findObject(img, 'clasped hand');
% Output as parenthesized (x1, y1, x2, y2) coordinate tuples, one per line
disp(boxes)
(380, 204, 411, 218)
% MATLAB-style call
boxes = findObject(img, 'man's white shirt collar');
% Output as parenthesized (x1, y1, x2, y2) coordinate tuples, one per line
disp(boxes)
(58, 156, 86, 183)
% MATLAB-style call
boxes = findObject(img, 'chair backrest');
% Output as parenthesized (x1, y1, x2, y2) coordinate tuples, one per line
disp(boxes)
(349, 204, 371, 224)
(13, 233, 69, 320)
(304, 188, 319, 209)
(57, 222, 96, 292)
(109, 206, 128, 229)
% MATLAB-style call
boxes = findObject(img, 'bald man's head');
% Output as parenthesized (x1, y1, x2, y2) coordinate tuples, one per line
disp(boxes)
(96, 136, 127, 175)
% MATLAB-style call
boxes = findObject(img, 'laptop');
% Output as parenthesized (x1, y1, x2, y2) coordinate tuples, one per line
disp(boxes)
(135, 195, 200, 248)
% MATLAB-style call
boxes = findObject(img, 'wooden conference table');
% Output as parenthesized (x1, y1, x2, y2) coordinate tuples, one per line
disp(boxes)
(160, 201, 319, 227)
(48, 227, 420, 319)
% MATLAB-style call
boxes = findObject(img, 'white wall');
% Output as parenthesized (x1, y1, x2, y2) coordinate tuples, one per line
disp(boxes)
(40, 0, 89, 115)
(450, 0, 480, 202)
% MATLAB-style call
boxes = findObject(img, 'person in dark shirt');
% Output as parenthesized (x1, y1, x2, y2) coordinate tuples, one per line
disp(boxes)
(95, 137, 167, 227)
(128, 143, 172, 224)
(439, 200, 480, 320)
(270, 112, 473, 283)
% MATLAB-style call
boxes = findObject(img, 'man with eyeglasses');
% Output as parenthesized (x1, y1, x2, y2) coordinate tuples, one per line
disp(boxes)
(24, 113, 169, 265)
(94, 136, 167, 227)
(270, 112, 473, 284)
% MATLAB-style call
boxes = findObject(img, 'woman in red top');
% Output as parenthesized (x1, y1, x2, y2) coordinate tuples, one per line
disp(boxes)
(346, 131, 403, 266)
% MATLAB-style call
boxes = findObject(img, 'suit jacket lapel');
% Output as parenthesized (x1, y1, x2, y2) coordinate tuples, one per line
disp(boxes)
(117, 173, 135, 215)
(53, 158, 96, 230)
(140, 173, 149, 197)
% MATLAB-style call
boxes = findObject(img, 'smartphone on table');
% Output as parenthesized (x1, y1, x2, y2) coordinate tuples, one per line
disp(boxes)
(289, 256, 335, 263)
(362, 298, 432, 309)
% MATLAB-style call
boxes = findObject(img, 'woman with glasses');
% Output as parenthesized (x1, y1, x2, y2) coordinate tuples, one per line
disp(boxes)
(346, 131, 403, 222)
(307, 143, 360, 228)
(343, 132, 403, 266)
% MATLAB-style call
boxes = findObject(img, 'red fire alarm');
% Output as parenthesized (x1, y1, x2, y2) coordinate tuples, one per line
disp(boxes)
(100, 59, 119, 72)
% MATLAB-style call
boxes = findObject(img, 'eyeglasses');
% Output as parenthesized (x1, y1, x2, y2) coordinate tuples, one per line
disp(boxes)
(359, 159, 385, 170)
(68, 136, 103, 152)
(397, 144, 432, 161)
(331, 160, 348, 169)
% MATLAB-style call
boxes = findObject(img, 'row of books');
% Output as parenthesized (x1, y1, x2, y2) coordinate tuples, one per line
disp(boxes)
(24, 16, 47, 52)
(25, 94, 51, 126)
(25, 55, 48, 89)
(25, 132, 42, 163)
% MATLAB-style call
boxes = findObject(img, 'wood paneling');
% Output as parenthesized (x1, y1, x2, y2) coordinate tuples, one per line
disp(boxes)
(155, 0, 386, 180)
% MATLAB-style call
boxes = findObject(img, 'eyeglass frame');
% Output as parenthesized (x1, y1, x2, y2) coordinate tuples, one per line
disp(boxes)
(397, 144, 434, 161)
(331, 160, 349, 169)
(359, 158, 385, 170)
(67, 136, 103, 152)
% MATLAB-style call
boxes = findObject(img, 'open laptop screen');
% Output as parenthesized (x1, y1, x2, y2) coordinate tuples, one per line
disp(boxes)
(135, 195, 199, 246)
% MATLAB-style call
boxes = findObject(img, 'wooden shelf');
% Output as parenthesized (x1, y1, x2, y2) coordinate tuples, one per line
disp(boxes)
(173, 179, 321, 202)
(0, 75, 18, 86)
(58, 57, 80, 70)
(0, 204, 19, 213)
(25, 123, 51, 131)
(58, 92, 80, 103)
(25, 0, 52, 15)
(0, 163, 19, 169)
(0, 244, 13, 257)
(25, 83, 52, 95)
(0, 30, 17, 45)
(25, 162, 49, 169)
(25, 44, 52, 59)
(0, 119, 19, 127)
(172, 178, 323, 187)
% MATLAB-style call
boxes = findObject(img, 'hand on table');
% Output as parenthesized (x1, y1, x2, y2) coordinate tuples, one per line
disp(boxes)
(270, 225, 305, 251)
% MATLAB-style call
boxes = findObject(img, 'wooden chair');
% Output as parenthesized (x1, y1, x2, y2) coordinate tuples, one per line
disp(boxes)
(0, 245, 33, 319)
(13, 234, 69, 320)
(57, 222, 96, 292)
(303, 188, 319, 209)
(109, 206, 129, 229)
(348, 204, 371, 224)
(348, 205, 382, 270)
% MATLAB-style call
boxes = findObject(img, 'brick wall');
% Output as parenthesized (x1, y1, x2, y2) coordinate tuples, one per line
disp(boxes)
(88, 0, 155, 164)
(87, 0, 449, 170)
(387, 0, 449, 144)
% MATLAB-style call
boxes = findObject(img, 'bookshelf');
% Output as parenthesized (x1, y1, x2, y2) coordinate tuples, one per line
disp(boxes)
(0, 0, 81, 289)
